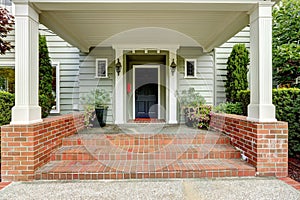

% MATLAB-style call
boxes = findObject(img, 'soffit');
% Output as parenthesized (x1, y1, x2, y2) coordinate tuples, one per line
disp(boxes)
(30, 1, 258, 52)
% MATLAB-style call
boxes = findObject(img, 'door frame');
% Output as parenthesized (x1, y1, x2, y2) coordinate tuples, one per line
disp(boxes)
(133, 65, 161, 119)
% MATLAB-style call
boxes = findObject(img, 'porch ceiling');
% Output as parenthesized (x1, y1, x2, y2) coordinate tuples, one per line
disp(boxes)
(28, 1, 266, 52)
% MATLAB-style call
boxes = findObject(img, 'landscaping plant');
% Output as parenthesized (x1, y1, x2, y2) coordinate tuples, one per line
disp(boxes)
(0, 7, 14, 54)
(225, 44, 249, 103)
(39, 35, 55, 118)
(177, 88, 211, 129)
(273, 0, 300, 87)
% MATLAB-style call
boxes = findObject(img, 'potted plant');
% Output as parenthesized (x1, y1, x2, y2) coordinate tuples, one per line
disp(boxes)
(81, 88, 110, 128)
(176, 88, 211, 129)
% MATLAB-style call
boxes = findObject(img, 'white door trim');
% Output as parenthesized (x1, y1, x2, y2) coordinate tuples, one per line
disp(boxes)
(133, 65, 161, 119)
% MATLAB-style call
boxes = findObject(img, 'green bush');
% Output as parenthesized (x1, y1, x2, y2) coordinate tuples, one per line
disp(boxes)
(0, 91, 14, 126)
(225, 44, 249, 103)
(214, 102, 243, 115)
(184, 105, 212, 129)
(237, 90, 250, 115)
(236, 88, 300, 156)
(176, 88, 206, 108)
(39, 35, 55, 118)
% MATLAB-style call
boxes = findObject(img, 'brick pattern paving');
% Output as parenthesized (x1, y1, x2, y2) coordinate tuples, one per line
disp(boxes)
(279, 177, 300, 191)
(0, 182, 11, 191)
(35, 132, 256, 180)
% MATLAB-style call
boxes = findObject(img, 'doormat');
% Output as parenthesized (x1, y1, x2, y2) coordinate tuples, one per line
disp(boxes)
(130, 118, 166, 123)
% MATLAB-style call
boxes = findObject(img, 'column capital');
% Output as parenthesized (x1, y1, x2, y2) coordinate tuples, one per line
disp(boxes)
(14, 2, 39, 22)
(249, 2, 273, 23)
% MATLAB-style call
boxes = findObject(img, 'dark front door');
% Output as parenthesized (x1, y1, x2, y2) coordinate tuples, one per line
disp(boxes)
(135, 67, 158, 118)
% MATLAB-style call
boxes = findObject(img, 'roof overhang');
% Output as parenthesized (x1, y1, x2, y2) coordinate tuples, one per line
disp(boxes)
(13, 0, 277, 52)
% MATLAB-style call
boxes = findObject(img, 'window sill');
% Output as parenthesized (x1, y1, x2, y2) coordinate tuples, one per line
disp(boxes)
(184, 76, 198, 79)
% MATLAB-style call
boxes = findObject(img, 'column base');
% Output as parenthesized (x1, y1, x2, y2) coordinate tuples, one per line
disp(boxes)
(247, 104, 277, 122)
(11, 106, 42, 125)
(168, 120, 178, 124)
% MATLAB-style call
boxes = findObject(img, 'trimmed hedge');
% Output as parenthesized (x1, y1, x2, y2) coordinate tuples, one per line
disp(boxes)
(236, 88, 300, 156)
(213, 102, 243, 115)
(0, 91, 14, 126)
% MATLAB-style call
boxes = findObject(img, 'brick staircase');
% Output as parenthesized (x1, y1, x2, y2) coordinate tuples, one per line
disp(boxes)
(35, 129, 256, 180)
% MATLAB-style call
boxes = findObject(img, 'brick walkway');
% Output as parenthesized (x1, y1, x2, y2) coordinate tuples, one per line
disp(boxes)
(0, 182, 11, 191)
(280, 177, 300, 191)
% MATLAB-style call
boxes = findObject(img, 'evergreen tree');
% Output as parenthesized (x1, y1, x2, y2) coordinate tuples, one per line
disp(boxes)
(225, 44, 250, 102)
(39, 35, 55, 118)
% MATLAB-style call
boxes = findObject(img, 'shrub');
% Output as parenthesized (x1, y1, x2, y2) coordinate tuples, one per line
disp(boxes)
(273, 88, 300, 157)
(0, 91, 14, 126)
(236, 88, 300, 156)
(176, 88, 206, 108)
(184, 105, 212, 129)
(237, 90, 250, 115)
(214, 102, 243, 115)
(225, 44, 249, 103)
(39, 35, 55, 118)
(176, 88, 210, 129)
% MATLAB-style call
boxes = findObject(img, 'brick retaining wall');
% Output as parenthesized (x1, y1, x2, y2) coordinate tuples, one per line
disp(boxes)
(1, 113, 84, 181)
(210, 113, 288, 177)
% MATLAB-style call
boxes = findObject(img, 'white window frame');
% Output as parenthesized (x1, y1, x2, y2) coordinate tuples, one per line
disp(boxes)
(50, 62, 60, 114)
(184, 59, 197, 78)
(95, 58, 108, 78)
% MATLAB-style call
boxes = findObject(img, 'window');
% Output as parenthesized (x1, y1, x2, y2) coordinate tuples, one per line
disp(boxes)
(96, 58, 108, 78)
(51, 62, 60, 114)
(185, 59, 197, 78)
(0, 67, 15, 93)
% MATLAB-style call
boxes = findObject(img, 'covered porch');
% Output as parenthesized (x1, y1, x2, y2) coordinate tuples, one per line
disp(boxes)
(12, 0, 276, 124)
(0, 0, 288, 182)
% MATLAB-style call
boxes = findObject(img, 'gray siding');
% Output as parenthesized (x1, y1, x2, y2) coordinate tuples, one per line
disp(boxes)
(177, 47, 214, 105)
(39, 26, 80, 114)
(79, 47, 115, 123)
(0, 25, 80, 114)
(214, 26, 250, 105)
(177, 47, 214, 122)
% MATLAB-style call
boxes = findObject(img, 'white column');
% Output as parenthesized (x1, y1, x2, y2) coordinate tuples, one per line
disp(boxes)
(247, 2, 276, 122)
(114, 48, 125, 124)
(168, 49, 178, 124)
(11, 3, 42, 125)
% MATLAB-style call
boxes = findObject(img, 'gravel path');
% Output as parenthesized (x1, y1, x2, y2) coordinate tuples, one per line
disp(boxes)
(0, 178, 299, 200)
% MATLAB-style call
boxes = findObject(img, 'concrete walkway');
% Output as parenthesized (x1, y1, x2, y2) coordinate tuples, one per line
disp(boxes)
(0, 178, 299, 200)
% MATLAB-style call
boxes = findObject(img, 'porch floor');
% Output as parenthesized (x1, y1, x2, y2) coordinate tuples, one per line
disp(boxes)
(35, 125, 256, 180)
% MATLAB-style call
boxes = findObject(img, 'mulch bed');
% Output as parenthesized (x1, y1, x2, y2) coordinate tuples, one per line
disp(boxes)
(289, 157, 300, 183)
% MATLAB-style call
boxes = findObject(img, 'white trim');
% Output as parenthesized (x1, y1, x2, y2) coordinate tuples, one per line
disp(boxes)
(95, 58, 108, 78)
(184, 58, 197, 78)
(133, 65, 161, 119)
(50, 62, 60, 114)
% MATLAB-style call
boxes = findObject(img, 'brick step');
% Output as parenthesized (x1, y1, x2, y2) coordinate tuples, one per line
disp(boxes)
(35, 159, 256, 180)
(62, 133, 231, 146)
(50, 144, 241, 161)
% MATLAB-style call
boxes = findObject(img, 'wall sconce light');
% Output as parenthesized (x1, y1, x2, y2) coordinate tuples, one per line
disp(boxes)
(115, 58, 122, 76)
(170, 59, 177, 75)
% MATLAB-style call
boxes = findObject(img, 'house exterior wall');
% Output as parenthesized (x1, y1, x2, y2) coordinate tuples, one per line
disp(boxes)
(214, 27, 250, 104)
(79, 47, 115, 123)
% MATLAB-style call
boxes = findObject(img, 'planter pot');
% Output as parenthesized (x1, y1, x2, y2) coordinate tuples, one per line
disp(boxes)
(95, 107, 107, 127)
